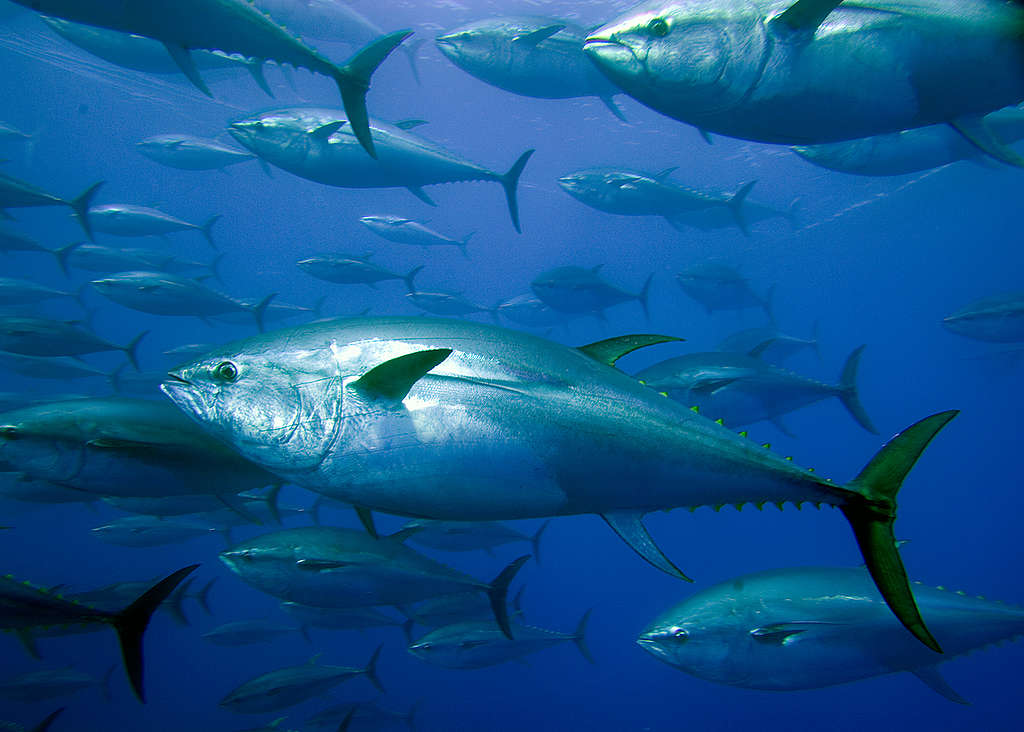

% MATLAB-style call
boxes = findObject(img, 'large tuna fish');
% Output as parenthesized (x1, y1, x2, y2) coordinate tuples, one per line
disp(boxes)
(14, 0, 410, 156)
(942, 292, 1024, 343)
(583, 0, 1024, 166)
(162, 317, 958, 651)
(436, 17, 625, 119)
(638, 564, 1024, 703)
(228, 108, 534, 232)
(0, 173, 101, 239)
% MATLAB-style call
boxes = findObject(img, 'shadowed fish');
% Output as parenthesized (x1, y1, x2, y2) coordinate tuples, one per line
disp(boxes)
(136, 135, 256, 172)
(408, 610, 592, 669)
(406, 291, 494, 317)
(942, 292, 1024, 343)
(532, 266, 652, 318)
(400, 592, 497, 629)
(0, 708, 65, 732)
(634, 346, 877, 434)
(228, 108, 534, 232)
(436, 16, 625, 120)
(0, 667, 104, 702)
(716, 325, 819, 364)
(219, 648, 383, 713)
(583, 0, 1024, 167)
(360, 215, 474, 257)
(403, 519, 548, 560)
(87, 205, 219, 248)
(677, 263, 772, 317)
(0, 229, 49, 254)
(218, 527, 528, 638)
(280, 602, 405, 632)
(17, 1, 411, 156)
(0, 472, 99, 505)
(0, 316, 146, 369)
(638, 564, 1024, 704)
(90, 515, 223, 547)
(0, 278, 76, 306)
(0, 564, 197, 701)
(495, 293, 566, 328)
(0, 352, 108, 381)
(0, 122, 31, 142)
(0, 173, 100, 239)
(297, 255, 422, 291)
(202, 619, 305, 647)
(161, 317, 957, 650)
(54, 242, 218, 280)
(67, 575, 214, 628)
(306, 701, 415, 732)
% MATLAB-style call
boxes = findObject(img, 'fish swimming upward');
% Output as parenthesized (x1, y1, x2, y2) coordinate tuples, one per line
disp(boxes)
(162, 317, 957, 651)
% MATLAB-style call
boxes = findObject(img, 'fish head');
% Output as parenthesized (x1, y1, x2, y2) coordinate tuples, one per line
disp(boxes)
(161, 342, 344, 476)
(219, 537, 301, 599)
(584, 1, 767, 122)
(435, 21, 503, 72)
(229, 110, 327, 164)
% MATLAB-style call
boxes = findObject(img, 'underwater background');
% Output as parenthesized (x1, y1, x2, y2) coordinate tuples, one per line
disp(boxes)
(0, 0, 1021, 730)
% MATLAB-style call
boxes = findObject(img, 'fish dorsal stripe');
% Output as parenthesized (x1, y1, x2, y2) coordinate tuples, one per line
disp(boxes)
(578, 334, 682, 367)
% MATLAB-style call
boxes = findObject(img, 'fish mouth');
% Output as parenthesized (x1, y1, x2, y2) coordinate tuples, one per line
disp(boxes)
(636, 635, 670, 660)
(583, 37, 640, 73)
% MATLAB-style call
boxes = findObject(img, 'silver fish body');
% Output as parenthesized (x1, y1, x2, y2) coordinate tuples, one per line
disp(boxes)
(943, 292, 1024, 342)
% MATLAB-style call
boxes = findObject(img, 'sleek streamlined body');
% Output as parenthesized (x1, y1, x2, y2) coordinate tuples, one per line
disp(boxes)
(0, 398, 276, 498)
(15, 0, 410, 156)
(0, 667, 101, 702)
(406, 291, 494, 317)
(436, 17, 625, 119)
(558, 168, 754, 232)
(228, 108, 534, 232)
(401, 592, 495, 628)
(0, 565, 197, 701)
(495, 293, 566, 328)
(793, 107, 1024, 175)
(202, 619, 304, 646)
(0, 352, 107, 381)
(0, 173, 100, 239)
(218, 527, 527, 637)
(87, 205, 219, 248)
(0, 278, 75, 306)
(67, 575, 213, 627)
(409, 611, 592, 669)
(297, 255, 422, 291)
(136, 135, 256, 172)
(0, 316, 145, 369)
(55, 242, 219, 279)
(404, 519, 548, 559)
(638, 565, 1024, 703)
(0, 122, 31, 142)
(677, 264, 771, 316)
(584, 0, 1024, 163)
(90, 515, 221, 547)
(219, 648, 383, 713)
(634, 346, 876, 434)
(0, 472, 99, 505)
(90, 271, 274, 331)
(0, 229, 49, 254)
(716, 326, 818, 363)
(280, 602, 404, 632)
(162, 316, 958, 650)
(531, 266, 652, 317)
(942, 292, 1024, 343)
(360, 215, 474, 256)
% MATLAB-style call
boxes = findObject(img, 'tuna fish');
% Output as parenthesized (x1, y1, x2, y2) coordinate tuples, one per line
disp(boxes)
(495, 293, 566, 328)
(942, 292, 1024, 343)
(17, 1, 411, 156)
(297, 255, 422, 291)
(86, 205, 220, 248)
(135, 135, 257, 172)
(583, 0, 1024, 166)
(403, 519, 548, 560)
(677, 263, 772, 317)
(0, 229, 49, 254)
(359, 215, 474, 257)
(0, 565, 197, 701)
(638, 564, 1024, 703)
(716, 325, 819, 364)
(409, 611, 592, 669)
(305, 702, 413, 732)
(53, 242, 211, 278)
(634, 346, 877, 434)
(219, 649, 383, 713)
(0, 316, 146, 369)
(0, 122, 31, 142)
(0, 352, 108, 381)
(406, 291, 494, 318)
(436, 17, 625, 119)
(558, 168, 755, 233)
(792, 107, 1024, 175)
(0, 278, 76, 306)
(201, 619, 305, 647)
(0, 472, 99, 505)
(0, 173, 100, 239)
(90, 515, 223, 547)
(280, 603, 405, 633)
(532, 266, 652, 318)
(400, 592, 496, 629)
(161, 317, 958, 650)
(0, 667, 104, 702)
(228, 108, 534, 232)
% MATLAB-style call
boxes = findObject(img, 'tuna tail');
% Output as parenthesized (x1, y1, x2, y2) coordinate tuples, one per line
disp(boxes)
(403, 39, 424, 85)
(837, 345, 877, 434)
(459, 232, 475, 259)
(401, 618, 415, 645)
(762, 284, 775, 322)
(637, 273, 654, 321)
(600, 95, 627, 122)
(111, 564, 199, 703)
(191, 578, 216, 616)
(727, 180, 756, 236)
(362, 644, 385, 693)
(573, 609, 596, 664)
(498, 149, 534, 233)
(262, 484, 283, 525)
(332, 30, 413, 158)
(54, 241, 84, 277)
(28, 708, 65, 732)
(68, 181, 103, 241)
(207, 253, 226, 285)
(251, 293, 277, 333)
(100, 662, 116, 702)
(530, 520, 549, 566)
(337, 706, 358, 732)
(403, 265, 424, 294)
(839, 411, 958, 653)
(164, 577, 193, 627)
(122, 330, 148, 372)
(487, 555, 531, 640)
(199, 214, 220, 249)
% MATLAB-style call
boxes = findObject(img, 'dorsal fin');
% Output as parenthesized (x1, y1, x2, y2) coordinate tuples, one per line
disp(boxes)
(653, 166, 678, 181)
(352, 348, 453, 403)
(578, 334, 682, 367)
(512, 24, 565, 46)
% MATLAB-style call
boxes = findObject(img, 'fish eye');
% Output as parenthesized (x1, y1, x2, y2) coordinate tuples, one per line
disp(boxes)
(214, 361, 239, 382)
(648, 17, 670, 37)
(671, 626, 689, 642)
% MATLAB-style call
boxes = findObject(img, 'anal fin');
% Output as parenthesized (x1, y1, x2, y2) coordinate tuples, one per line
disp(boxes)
(950, 115, 1024, 168)
(601, 511, 692, 581)
(163, 43, 212, 97)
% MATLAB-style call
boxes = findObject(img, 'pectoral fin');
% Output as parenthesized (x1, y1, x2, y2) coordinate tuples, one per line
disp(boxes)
(163, 43, 212, 97)
(601, 511, 692, 581)
(394, 119, 429, 130)
(512, 24, 565, 46)
(771, 0, 846, 34)
(578, 334, 682, 367)
(911, 665, 970, 705)
(750, 621, 839, 645)
(295, 559, 350, 571)
(950, 115, 1024, 168)
(310, 121, 346, 140)
(352, 348, 453, 404)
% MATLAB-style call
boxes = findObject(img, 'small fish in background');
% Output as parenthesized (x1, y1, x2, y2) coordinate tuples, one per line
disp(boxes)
(0, 472, 100, 506)
(638, 564, 1024, 704)
(67, 575, 215, 628)
(0, 173, 101, 240)
(400, 591, 503, 630)
(676, 263, 773, 318)
(228, 109, 534, 232)
(219, 648, 384, 714)
(305, 700, 416, 731)
(716, 325, 819, 364)
(403, 519, 548, 561)
(408, 609, 593, 669)
(0, 666, 111, 703)
(360, 215, 474, 258)
(202, 619, 307, 647)
(0, 317, 146, 369)
(436, 17, 626, 119)
(280, 602, 406, 634)
(297, 254, 423, 291)
(135, 135, 258, 172)
(0, 707, 66, 732)
(942, 292, 1024, 343)
(0, 229, 50, 255)
(89, 515, 225, 548)
(0, 122, 32, 143)
(0, 352, 109, 382)
(0, 278, 78, 307)
(495, 293, 567, 329)
(531, 265, 652, 319)
(86, 204, 220, 248)
(406, 290, 495, 318)
(53, 242, 219, 281)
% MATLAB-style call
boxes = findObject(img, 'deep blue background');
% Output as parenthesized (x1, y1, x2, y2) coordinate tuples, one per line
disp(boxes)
(0, 1, 1022, 730)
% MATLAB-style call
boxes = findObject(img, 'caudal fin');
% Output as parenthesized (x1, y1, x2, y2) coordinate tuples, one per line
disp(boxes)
(121, 330, 148, 372)
(28, 708, 65, 732)
(199, 214, 220, 249)
(333, 30, 413, 158)
(487, 555, 530, 640)
(251, 293, 277, 333)
(403, 265, 424, 294)
(363, 644, 385, 693)
(68, 181, 103, 241)
(637, 273, 654, 321)
(838, 345, 877, 434)
(573, 609, 595, 664)
(54, 241, 84, 277)
(840, 411, 958, 653)
(112, 564, 199, 703)
(499, 149, 535, 233)
(728, 180, 756, 237)
(530, 520, 549, 566)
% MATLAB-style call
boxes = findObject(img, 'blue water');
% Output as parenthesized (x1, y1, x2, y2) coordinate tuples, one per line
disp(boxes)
(0, 1, 1022, 730)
